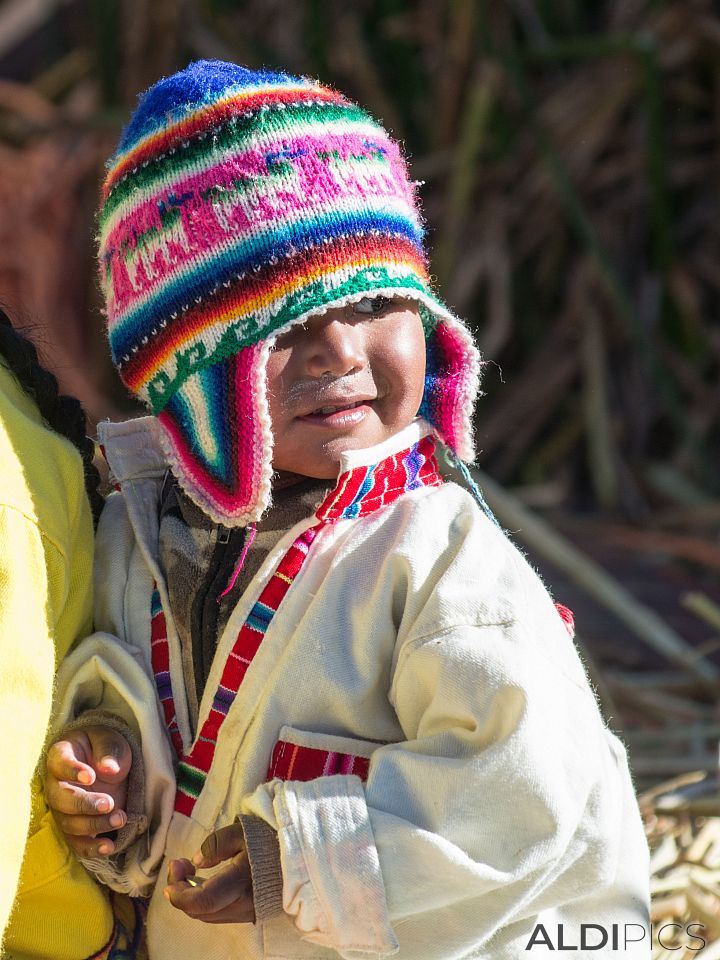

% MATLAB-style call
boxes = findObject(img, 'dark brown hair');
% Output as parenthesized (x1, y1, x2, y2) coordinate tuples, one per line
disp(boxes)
(0, 309, 104, 526)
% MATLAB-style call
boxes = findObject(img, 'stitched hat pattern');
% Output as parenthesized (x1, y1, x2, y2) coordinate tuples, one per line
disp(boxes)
(98, 60, 480, 524)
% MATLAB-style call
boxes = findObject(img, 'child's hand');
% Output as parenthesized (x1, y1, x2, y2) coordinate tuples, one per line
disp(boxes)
(45, 725, 132, 857)
(164, 824, 255, 923)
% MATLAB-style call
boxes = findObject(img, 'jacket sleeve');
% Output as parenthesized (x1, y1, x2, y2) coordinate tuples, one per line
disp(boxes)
(240, 525, 650, 958)
(0, 507, 58, 943)
(51, 491, 176, 897)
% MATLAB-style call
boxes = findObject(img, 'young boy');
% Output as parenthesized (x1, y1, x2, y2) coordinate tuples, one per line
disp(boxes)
(45, 60, 650, 958)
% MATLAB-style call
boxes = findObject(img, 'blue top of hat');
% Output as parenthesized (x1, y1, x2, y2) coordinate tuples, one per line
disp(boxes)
(116, 60, 303, 155)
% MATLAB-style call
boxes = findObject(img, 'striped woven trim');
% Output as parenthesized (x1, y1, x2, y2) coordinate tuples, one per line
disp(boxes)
(267, 739, 370, 783)
(316, 435, 441, 521)
(174, 523, 321, 815)
(150, 587, 184, 756)
(150, 436, 442, 817)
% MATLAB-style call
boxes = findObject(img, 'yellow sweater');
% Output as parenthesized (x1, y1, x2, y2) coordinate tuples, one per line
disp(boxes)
(0, 363, 115, 960)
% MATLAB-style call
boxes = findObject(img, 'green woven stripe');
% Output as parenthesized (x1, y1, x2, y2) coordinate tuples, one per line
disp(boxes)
(145, 266, 439, 412)
(176, 761, 205, 798)
(101, 100, 378, 223)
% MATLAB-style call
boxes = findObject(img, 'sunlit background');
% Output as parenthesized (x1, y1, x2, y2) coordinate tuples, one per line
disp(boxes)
(1, 3, 720, 948)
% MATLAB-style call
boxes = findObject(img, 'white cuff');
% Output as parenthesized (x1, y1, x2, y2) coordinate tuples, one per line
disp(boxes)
(268, 775, 399, 957)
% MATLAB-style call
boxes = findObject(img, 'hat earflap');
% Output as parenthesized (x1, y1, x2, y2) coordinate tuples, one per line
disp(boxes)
(419, 304, 480, 463)
(156, 340, 273, 526)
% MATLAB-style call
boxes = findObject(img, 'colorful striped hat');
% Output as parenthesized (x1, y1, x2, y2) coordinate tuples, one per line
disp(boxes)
(98, 60, 480, 525)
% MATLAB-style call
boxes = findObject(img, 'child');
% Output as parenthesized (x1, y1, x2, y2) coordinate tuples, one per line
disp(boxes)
(0, 310, 144, 959)
(45, 61, 650, 959)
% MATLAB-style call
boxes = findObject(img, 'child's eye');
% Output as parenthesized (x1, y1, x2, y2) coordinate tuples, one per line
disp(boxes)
(351, 296, 392, 316)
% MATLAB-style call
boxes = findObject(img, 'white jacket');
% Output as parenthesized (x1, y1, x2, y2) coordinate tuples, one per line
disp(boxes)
(55, 417, 650, 960)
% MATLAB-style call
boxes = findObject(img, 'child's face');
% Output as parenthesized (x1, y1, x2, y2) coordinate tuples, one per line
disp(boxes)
(266, 298, 426, 478)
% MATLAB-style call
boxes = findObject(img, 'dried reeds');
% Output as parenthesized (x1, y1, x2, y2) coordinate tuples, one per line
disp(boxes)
(0, 0, 719, 765)
(0, 0, 718, 501)
(2, 1, 720, 951)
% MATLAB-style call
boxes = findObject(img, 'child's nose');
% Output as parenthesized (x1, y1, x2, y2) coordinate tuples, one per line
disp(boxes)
(303, 316, 366, 378)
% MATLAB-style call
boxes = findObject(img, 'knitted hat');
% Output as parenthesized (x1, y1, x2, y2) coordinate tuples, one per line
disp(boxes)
(98, 60, 480, 525)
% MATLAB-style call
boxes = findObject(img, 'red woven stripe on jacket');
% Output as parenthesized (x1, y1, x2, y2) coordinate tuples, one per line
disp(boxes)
(267, 739, 370, 783)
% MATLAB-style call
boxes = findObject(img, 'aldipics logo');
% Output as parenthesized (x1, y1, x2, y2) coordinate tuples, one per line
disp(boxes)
(525, 923, 706, 951)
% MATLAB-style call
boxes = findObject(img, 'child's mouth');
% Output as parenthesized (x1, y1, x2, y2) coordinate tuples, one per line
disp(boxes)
(299, 399, 372, 426)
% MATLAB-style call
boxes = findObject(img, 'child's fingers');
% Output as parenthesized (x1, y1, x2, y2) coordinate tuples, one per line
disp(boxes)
(86, 727, 132, 782)
(165, 856, 253, 920)
(64, 833, 117, 858)
(183, 899, 256, 924)
(167, 858, 195, 885)
(53, 808, 126, 838)
(45, 778, 115, 817)
(46, 738, 95, 786)
(192, 823, 246, 867)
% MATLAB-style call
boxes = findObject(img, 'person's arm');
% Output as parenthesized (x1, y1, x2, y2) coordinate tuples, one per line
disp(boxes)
(0, 506, 58, 941)
(238, 544, 650, 957)
(49, 631, 175, 895)
(49, 490, 177, 896)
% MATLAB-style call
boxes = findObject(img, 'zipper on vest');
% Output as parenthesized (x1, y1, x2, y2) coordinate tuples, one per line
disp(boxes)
(190, 524, 246, 705)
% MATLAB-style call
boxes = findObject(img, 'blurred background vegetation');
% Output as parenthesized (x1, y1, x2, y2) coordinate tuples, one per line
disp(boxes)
(4, 2, 720, 940)
(2, 0, 720, 750)
(2, 0, 719, 514)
